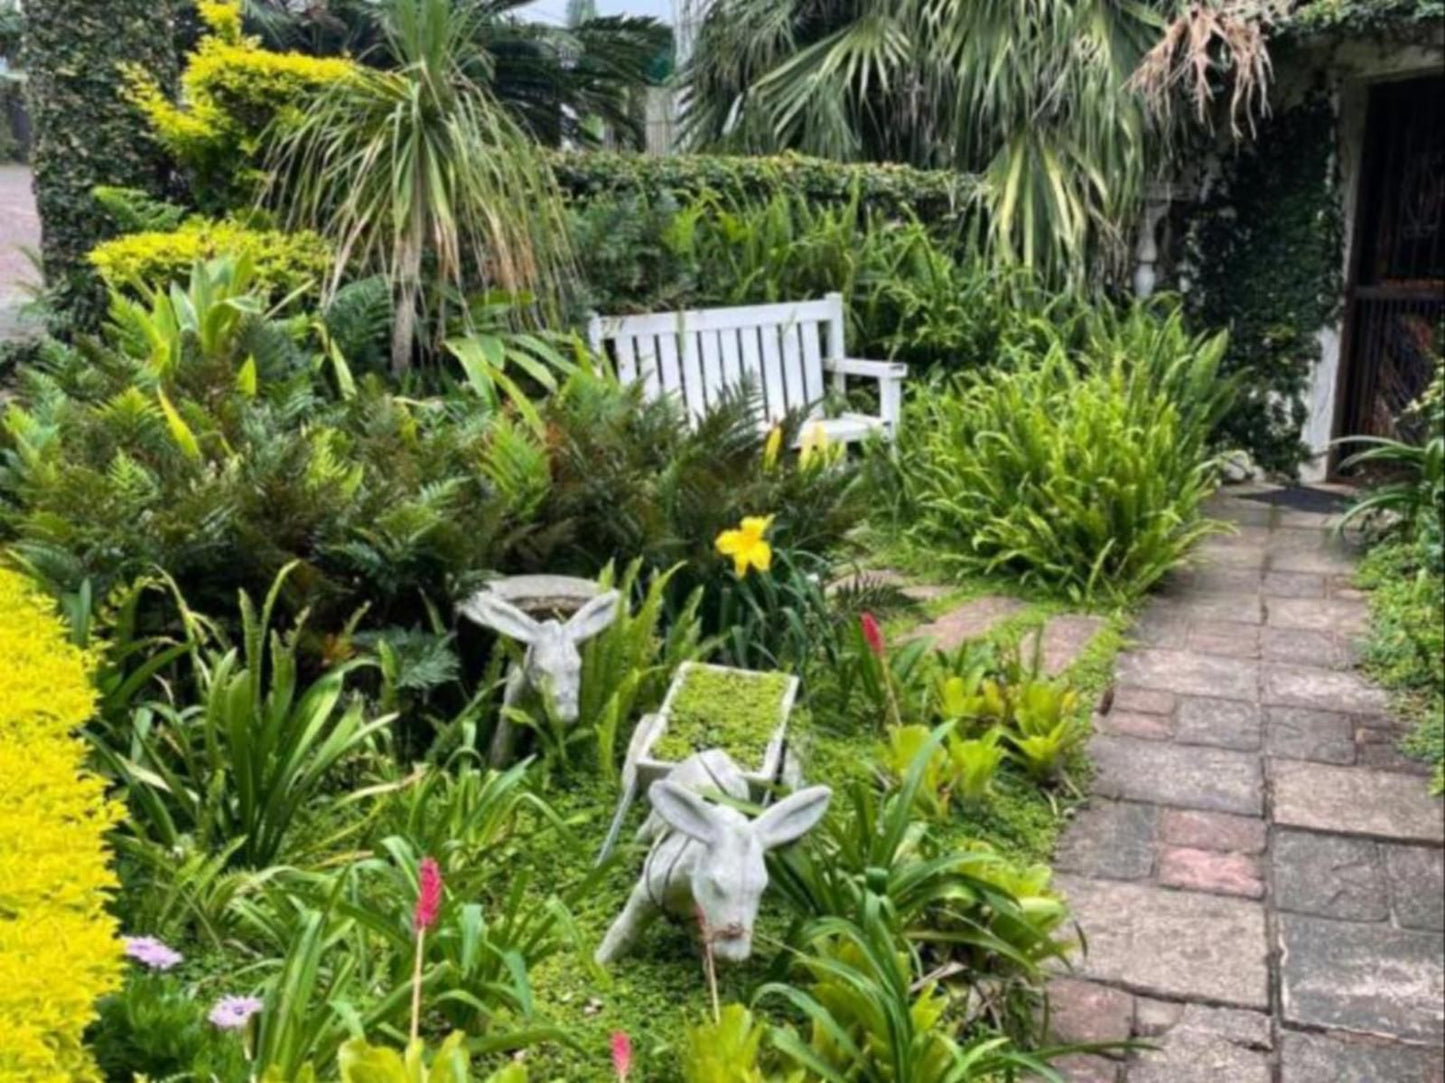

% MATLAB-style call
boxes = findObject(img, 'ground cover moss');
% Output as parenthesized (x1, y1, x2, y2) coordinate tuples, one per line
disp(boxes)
(651, 666, 791, 766)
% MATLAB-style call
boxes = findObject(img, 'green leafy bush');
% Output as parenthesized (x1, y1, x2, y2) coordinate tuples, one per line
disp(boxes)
(876, 301, 1237, 601)
(550, 149, 976, 227)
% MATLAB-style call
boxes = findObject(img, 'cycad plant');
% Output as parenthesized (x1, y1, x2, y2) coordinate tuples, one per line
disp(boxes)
(269, 0, 572, 375)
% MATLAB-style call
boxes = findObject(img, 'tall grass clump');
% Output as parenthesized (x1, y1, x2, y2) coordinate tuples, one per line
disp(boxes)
(877, 302, 1236, 602)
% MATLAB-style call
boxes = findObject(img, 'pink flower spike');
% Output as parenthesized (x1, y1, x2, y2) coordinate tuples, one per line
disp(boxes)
(414, 857, 442, 932)
(860, 612, 885, 658)
(611, 1031, 632, 1081)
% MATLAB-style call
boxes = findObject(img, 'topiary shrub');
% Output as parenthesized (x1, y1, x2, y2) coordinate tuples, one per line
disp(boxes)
(20, 0, 178, 322)
(0, 568, 124, 1081)
(89, 217, 332, 298)
(124, 0, 355, 212)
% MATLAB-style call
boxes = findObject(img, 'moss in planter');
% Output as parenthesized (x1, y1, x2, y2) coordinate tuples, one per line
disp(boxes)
(651, 667, 790, 767)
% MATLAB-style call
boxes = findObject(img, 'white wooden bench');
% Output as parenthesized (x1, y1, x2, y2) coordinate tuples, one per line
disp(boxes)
(586, 292, 907, 444)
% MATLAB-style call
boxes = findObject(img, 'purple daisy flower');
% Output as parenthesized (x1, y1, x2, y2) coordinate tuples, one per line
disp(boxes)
(209, 994, 264, 1031)
(123, 936, 183, 971)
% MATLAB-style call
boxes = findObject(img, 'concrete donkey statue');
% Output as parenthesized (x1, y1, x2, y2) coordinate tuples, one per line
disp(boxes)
(595, 749, 832, 965)
(460, 589, 620, 766)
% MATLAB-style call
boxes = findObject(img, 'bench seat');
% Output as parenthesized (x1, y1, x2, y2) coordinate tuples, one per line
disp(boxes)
(586, 293, 907, 443)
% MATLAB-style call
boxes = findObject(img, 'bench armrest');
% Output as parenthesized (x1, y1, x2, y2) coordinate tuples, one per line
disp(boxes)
(823, 357, 907, 438)
(823, 357, 909, 379)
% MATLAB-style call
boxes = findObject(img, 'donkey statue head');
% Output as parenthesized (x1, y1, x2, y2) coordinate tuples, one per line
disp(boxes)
(461, 589, 620, 723)
(592, 766, 831, 966)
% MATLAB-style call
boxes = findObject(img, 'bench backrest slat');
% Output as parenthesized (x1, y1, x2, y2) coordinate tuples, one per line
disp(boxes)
(587, 295, 846, 423)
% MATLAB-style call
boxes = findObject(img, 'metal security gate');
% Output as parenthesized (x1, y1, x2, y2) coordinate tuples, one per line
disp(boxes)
(1337, 75, 1445, 454)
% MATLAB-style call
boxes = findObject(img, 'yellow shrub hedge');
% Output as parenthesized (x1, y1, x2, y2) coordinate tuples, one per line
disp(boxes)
(89, 218, 332, 297)
(0, 569, 124, 1082)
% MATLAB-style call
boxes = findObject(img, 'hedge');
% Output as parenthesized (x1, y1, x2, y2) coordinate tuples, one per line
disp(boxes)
(546, 149, 979, 225)
(90, 218, 332, 298)
(0, 568, 124, 1081)
(21, 0, 178, 321)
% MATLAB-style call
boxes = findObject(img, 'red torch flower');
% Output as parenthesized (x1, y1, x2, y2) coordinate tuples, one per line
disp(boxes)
(414, 857, 443, 932)
(860, 612, 885, 658)
(611, 1031, 633, 1081)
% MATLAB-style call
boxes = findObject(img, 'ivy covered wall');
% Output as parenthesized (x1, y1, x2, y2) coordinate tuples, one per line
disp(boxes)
(1175, 95, 1343, 476)
(21, 0, 177, 322)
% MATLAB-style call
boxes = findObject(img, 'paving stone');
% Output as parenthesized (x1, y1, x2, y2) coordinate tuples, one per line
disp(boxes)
(1133, 997, 1183, 1035)
(1185, 621, 1261, 659)
(1268, 545, 1359, 575)
(1202, 498, 1275, 527)
(1161, 565, 1263, 596)
(1056, 801, 1157, 880)
(900, 583, 953, 602)
(1262, 570, 1327, 598)
(1357, 726, 1435, 775)
(1161, 809, 1267, 854)
(1051, 1053, 1120, 1082)
(1267, 596, 1370, 634)
(1272, 830, 1386, 921)
(1047, 978, 1135, 1046)
(1111, 686, 1176, 716)
(1090, 735, 1263, 815)
(1277, 508, 1345, 530)
(1057, 875, 1269, 1008)
(1170, 1003, 1272, 1048)
(1261, 626, 1349, 668)
(1129, 610, 1189, 649)
(1153, 593, 1264, 625)
(1279, 913, 1445, 1043)
(1159, 847, 1264, 898)
(907, 595, 1027, 651)
(1384, 844, 1445, 931)
(1265, 705, 1357, 764)
(1175, 696, 1260, 750)
(1195, 539, 1268, 568)
(1127, 1018, 1271, 1083)
(1095, 709, 1172, 741)
(1267, 527, 1330, 553)
(1038, 614, 1107, 676)
(1273, 760, 1445, 843)
(1280, 1028, 1445, 1083)
(1115, 650, 1259, 702)
(1262, 664, 1390, 715)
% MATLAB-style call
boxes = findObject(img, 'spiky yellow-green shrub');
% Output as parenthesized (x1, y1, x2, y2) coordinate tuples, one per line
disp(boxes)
(0, 568, 124, 1081)
(124, 0, 355, 210)
(89, 218, 332, 297)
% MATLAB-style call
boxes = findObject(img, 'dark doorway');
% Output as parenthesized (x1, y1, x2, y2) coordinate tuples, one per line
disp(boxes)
(1335, 74, 1445, 466)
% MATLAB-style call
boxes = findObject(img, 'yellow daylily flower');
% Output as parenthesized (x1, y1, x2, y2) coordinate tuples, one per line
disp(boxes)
(715, 515, 775, 577)
(762, 424, 783, 472)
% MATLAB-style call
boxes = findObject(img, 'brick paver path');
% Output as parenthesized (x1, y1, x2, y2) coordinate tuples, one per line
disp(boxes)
(0, 163, 40, 339)
(1050, 486, 1445, 1082)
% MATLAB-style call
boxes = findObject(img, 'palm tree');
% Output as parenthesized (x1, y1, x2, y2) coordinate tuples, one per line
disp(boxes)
(247, 0, 670, 149)
(680, 0, 1161, 284)
(266, 0, 572, 375)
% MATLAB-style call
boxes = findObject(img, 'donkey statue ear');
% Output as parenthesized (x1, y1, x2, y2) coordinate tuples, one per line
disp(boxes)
(459, 593, 541, 643)
(564, 589, 621, 644)
(753, 786, 832, 851)
(648, 779, 723, 845)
